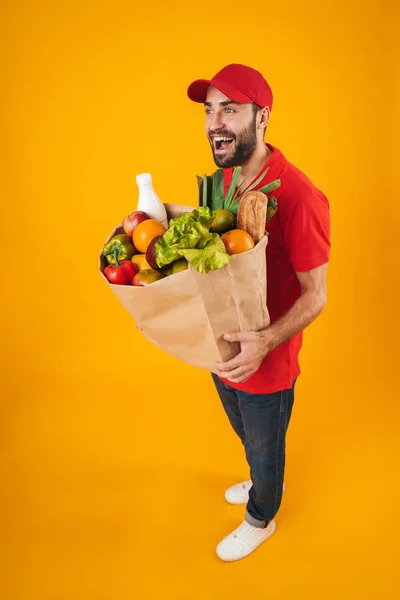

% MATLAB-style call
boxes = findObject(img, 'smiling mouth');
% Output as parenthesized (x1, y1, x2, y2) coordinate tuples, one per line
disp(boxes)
(212, 135, 235, 152)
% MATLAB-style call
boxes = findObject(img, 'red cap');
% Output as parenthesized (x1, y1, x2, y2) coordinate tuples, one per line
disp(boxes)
(187, 63, 273, 111)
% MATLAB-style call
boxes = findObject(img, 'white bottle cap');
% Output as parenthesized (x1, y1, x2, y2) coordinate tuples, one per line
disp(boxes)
(136, 173, 152, 185)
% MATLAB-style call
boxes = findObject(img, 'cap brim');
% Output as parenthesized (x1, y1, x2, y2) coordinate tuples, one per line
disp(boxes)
(187, 78, 253, 104)
(187, 79, 213, 103)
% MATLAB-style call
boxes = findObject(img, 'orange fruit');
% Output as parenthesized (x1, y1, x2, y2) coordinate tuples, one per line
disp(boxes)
(221, 229, 255, 255)
(132, 219, 166, 253)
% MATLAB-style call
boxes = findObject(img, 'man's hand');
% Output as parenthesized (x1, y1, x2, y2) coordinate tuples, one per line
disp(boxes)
(215, 264, 328, 384)
(215, 331, 272, 383)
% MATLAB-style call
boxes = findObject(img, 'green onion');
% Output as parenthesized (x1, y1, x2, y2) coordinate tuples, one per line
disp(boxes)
(202, 174, 208, 207)
(211, 169, 224, 210)
(196, 175, 203, 207)
(258, 179, 281, 196)
(231, 177, 248, 203)
(223, 167, 242, 212)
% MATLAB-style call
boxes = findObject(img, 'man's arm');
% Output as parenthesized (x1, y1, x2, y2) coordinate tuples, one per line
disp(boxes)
(215, 263, 328, 383)
(262, 263, 328, 353)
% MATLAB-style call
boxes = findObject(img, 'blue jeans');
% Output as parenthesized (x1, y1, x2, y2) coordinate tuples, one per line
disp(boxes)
(211, 374, 296, 528)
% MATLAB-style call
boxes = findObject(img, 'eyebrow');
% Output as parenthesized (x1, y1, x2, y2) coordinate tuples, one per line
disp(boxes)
(204, 100, 242, 107)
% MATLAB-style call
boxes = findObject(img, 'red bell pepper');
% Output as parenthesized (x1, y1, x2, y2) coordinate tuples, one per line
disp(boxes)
(104, 251, 138, 285)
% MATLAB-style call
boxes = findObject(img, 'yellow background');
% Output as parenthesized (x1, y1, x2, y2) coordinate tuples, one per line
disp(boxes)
(1, 0, 399, 598)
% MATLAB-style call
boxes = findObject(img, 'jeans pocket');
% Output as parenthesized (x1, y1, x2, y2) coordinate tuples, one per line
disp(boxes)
(279, 392, 285, 413)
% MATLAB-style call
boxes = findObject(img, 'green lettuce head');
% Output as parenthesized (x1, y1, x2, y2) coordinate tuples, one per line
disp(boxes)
(154, 206, 231, 273)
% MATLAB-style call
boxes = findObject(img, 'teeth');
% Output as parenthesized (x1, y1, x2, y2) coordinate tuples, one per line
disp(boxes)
(213, 136, 233, 142)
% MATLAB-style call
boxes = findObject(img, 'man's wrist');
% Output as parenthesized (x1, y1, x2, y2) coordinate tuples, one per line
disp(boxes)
(259, 327, 277, 354)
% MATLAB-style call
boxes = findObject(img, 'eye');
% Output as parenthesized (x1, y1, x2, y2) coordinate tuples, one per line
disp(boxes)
(224, 107, 235, 114)
(205, 109, 213, 115)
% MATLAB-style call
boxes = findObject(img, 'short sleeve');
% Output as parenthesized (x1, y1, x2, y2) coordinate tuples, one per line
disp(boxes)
(280, 188, 331, 272)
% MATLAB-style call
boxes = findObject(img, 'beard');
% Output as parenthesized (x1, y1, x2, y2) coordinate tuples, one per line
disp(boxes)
(208, 113, 258, 168)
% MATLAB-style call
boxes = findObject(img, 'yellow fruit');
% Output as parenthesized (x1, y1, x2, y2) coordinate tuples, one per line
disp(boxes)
(171, 258, 189, 273)
(132, 269, 165, 286)
(132, 254, 152, 271)
(162, 258, 189, 276)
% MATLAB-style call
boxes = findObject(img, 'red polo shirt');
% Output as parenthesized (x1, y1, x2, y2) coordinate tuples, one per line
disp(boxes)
(218, 143, 331, 393)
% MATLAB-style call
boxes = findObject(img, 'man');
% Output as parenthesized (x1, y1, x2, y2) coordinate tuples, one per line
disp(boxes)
(187, 64, 331, 562)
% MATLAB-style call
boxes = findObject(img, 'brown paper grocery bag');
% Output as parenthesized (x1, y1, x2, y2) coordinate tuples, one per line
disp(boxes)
(99, 203, 270, 373)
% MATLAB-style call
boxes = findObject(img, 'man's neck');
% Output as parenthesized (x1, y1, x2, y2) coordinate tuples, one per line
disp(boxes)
(236, 143, 272, 190)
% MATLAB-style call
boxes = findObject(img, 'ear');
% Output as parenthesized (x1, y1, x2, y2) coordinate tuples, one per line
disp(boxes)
(259, 106, 270, 130)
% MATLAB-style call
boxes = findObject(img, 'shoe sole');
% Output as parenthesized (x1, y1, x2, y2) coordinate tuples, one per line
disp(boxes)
(225, 495, 249, 505)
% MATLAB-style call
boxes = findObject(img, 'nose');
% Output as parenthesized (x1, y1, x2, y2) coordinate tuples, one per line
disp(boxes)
(209, 111, 225, 133)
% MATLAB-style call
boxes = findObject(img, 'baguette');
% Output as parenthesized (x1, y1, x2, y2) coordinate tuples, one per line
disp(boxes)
(237, 190, 268, 243)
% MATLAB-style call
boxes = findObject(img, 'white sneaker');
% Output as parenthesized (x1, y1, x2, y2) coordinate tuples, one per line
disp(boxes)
(225, 480, 285, 504)
(216, 519, 276, 561)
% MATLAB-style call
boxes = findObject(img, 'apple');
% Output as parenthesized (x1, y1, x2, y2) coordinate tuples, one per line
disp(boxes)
(145, 234, 163, 270)
(123, 211, 150, 236)
(132, 269, 164, 286)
